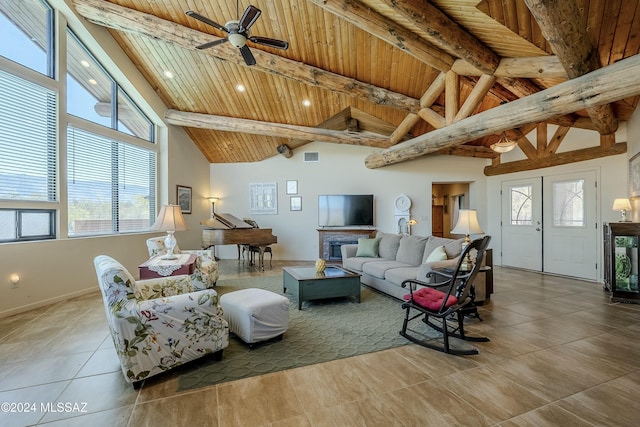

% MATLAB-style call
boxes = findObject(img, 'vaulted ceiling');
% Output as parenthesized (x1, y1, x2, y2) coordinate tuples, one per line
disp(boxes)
(71, 0, 640, 174)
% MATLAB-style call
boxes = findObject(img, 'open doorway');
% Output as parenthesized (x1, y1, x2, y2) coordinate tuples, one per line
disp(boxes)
(432, 183, 470, 238)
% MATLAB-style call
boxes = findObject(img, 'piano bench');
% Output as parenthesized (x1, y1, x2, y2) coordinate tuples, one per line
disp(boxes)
(219, 288, 290, 347)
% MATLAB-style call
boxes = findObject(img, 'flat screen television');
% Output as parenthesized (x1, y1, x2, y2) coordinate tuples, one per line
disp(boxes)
(318, 194, 374, 227)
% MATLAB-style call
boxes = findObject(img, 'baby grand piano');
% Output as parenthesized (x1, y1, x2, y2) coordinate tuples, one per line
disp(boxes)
(201, 213, 277, 270)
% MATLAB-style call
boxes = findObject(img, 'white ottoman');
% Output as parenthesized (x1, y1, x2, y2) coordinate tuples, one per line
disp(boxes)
(219, 288, 290, 347)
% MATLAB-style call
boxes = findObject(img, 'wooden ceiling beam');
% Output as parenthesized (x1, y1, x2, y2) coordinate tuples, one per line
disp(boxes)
(364, 54, 640, 169)
(165, 110, 393, 147)
(306, 0, 454, 72)
(485, 143, 626, 176)
(72, 0, 420, 113)
(524, 0, 618, 135)
(377, 0, 500, 74)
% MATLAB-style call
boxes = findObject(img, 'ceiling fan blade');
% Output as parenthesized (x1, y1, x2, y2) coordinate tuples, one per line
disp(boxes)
(248, 36, 289, 50)
(239, 45, 256, 66)
(238, 5, 261, 32)
(195, 38, 229, 50)
(186, 10, 229, 33)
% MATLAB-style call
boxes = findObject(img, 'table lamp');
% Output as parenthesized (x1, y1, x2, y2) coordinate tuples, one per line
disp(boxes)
(612, 198, 632, 222)
(151, 205, 189, 259)
(451, 209, 484, 270)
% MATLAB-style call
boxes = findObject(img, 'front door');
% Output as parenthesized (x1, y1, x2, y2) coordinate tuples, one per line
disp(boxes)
(501, 178, 543, 271)
(542, 171, 598, 280)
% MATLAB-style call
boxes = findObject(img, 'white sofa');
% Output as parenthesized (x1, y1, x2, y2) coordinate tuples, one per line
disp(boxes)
(341, 231, 490, 303)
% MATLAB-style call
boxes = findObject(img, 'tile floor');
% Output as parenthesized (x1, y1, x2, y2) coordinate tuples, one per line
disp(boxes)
(1, 260, 640, 426)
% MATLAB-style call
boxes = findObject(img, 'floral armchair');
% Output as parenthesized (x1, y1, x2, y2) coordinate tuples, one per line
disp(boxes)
(93, 255, 229, 388)
(146, 236, 219, 289)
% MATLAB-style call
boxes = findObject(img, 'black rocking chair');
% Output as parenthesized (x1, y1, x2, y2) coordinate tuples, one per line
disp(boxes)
(399, 235, 491, 356)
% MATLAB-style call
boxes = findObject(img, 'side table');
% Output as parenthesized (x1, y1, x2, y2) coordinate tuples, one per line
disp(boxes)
(139, 253, 197, 279)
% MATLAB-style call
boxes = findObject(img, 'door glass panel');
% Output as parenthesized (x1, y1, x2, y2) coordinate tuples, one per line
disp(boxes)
(614, 236, 639, 292)
(510, 185, 532, 225)
(553, 179, 584, 227)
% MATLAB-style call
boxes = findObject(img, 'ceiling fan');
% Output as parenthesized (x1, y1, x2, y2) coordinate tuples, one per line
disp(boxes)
(186, 3, 289, 66)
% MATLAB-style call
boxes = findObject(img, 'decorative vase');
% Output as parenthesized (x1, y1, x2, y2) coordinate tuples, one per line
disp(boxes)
(315, 258, 326, 272)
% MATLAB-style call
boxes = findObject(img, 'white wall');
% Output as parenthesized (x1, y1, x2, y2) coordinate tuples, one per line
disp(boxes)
(209, 142, 488, 261)
(0, 3, 211, 316)
(627, 104, 640, 222)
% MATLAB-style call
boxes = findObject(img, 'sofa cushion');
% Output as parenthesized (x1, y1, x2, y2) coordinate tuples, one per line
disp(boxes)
(362, 260, 412, 279)
(343, 256, 386, 272)
(422, 236, 464, 262)
(376, 232, 402, 260)
(384, 266, 419, 287)
(355, 237, 381, 257)
(425, 245, 447, 263)
(396, 235, 429, 266)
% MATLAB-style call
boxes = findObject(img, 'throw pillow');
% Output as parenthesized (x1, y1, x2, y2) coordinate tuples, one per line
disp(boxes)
(425, 245, 448, 263)
(355, 237, 380, 257)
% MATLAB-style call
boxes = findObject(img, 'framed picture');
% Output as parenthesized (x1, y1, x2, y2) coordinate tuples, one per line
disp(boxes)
(286, 180, 298, 195)
(630, 152, 640, 199)
(176, 185, 192, 214)
(250, 182, 278, 215)
(290, 196, 302, 211)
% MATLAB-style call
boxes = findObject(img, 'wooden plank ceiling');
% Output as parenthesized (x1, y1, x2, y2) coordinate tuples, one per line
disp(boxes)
(70, 0, 640, 173)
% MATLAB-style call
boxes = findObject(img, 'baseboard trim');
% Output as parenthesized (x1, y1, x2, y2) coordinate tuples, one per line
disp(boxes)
(0, 288, 99, 319)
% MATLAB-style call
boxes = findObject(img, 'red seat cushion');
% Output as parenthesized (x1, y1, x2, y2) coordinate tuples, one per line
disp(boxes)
(403, 287, 458, 311)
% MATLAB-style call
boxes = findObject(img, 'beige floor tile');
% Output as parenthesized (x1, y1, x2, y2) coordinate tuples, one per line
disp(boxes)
(217, 371, 304, 426)
(499, 404, 596, 427)
(438, 366, 549, 423)
(34, 406, 134, 427)
(285, 357, 377, 411)
(554, 370, 640, 426)
(129, 389, 218, 427)
(270, 414, 313, 427)
(76, 348, 122, 378)
(372, 380, 494, 426)
(39, 371, 138, 423)
(0, 381, 69, 426)
(0, 352, 92, 391)
(391, 344, 480, 377)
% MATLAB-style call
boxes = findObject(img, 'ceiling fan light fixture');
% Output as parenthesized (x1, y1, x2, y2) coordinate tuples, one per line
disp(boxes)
(490, 131, 516, 153)
(228, 32, 246, 48)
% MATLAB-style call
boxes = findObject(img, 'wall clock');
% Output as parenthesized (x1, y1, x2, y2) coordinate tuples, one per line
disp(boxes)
(394, 194, 411, 214)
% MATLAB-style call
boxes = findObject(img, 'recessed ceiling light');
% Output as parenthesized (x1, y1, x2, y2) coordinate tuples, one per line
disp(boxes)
(163, 70, 174, 79)
(88, 78, 97, 85)
(302, 99, 311, 107)
(235, 84, 246, 92)
(80, 60, 90, 68)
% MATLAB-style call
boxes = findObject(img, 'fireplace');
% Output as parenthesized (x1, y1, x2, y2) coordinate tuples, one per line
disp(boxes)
(318, 228, 376, 262)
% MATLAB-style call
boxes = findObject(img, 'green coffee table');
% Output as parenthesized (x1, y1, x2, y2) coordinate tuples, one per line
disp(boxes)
(283, 266, 361, 310)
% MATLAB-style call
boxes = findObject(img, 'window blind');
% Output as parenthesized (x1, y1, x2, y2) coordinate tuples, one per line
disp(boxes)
(67, 126, 156, 236)
(0, 69, 57, 201)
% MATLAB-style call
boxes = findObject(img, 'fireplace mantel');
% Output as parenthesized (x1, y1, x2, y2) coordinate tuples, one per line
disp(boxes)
(318, 228, 376, 262)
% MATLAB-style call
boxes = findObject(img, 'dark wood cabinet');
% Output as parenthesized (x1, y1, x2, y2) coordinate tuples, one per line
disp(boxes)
(604, 222, 640, 303)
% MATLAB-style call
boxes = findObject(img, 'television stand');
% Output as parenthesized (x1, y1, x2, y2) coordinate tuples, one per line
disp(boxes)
(318, 228, 376, 263)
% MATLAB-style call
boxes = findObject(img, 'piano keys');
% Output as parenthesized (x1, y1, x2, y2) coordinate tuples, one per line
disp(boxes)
(201, 213, 277, 270)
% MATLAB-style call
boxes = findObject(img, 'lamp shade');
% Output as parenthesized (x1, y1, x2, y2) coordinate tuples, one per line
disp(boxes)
(151, 205, 189, 232)
(490, 132, 516, 153)
(612, 198, 632, 211)
(451, 209, 484, 235)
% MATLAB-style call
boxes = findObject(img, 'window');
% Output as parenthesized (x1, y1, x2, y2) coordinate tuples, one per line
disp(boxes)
(0, 70, 57, 202)
(510, 185, 533, 225)
(1, 1, 159, 242)
(67, 30, 154, 142)
(553, 179, 585, 227)
(0, 209, 56, 242)
(67, 126, 156, 236)
(0, 0, 53, 77)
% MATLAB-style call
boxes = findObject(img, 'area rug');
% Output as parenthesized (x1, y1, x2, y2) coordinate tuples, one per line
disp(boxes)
(178, 274, 408, 390)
